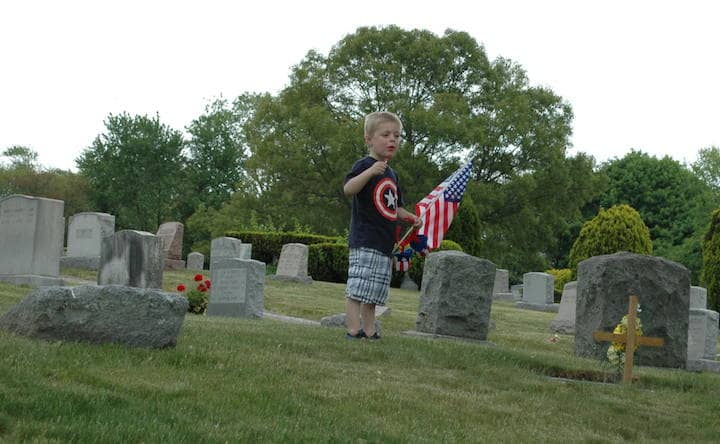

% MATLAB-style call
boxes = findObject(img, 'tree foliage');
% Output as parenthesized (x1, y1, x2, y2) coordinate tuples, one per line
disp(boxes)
(76, 113, 186, 231)
(701, 208, 720, 311)
(445, 193, 481, 256)
(568, 204, 653, 273)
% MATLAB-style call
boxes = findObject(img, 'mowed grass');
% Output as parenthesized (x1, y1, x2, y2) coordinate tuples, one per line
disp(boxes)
(0, 271, 719, 443)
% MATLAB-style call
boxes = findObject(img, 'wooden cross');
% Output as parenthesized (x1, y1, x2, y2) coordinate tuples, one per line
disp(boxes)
(592, 295, 665, 384)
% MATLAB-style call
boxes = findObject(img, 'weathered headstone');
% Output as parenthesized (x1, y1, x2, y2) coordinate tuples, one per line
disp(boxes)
(550, 281, 577, 334)
(516, 272, 558, 312)
(186, 252, 205, 270)
(415, 251, 495, 340)
(687, 308, 719, 360)
(97, 230, 163, 289)
(690, 286, 708, 309)
(156, 222, 185, 269)
(207, 258, 265, 318)
(61, 212, 115, 270)
(575, 252, 690, 368)
(492, 268, 513, 301)
(0, 194, 64, 286)
(270, 243, 312, 283)
(511, 284, 523, 302)
(210, 237, 251, 268)
(400, 273, 418, 291)
(0, 285, 187, 348)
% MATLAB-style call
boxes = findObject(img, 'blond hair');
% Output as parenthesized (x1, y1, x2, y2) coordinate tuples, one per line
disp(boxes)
(364, 111, 403, 137)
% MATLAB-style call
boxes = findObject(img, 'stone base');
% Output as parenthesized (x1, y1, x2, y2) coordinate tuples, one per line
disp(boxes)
(267, 274, 313, 284)
(264, 311, 320, 326)
(687, 359, 720, 373)
(550, 319, 575, 334)
(60, 256, 100, 270)
(207, 303, 263, 319)
(516, 302, 560, 313)
(164, 259, 186, 270)
(0, 275, 64, 287)
(493, 292, 514, 301)
(402, 330, 496, 346)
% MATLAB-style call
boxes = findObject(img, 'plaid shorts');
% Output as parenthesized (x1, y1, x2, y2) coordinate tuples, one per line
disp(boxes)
(346, 247, 392, 306)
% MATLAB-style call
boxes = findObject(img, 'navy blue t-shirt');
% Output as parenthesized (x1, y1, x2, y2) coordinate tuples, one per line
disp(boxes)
(345, 156, 404, 256)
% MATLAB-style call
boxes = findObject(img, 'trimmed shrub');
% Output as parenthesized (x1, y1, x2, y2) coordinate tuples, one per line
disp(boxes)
(225, 230, 343, 264)
(308, 243, 349, 284)
(701, 209, 720, 311)
(568, 204, 652, 276)
(408, 239, 464, 289)
(546, 268, 572, 303)
(445, 193, 482, 256)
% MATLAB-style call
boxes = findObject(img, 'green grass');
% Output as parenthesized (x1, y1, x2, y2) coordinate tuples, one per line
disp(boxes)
(1, 274, 719, 442)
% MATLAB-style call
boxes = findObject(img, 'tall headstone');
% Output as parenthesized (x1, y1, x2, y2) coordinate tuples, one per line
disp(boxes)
(415, 251, 495, 340)
(210, 237, 251, 268)
(61, 212, 115, 270)
(186, 252, 205, 270)
(207, 258, 265, 318)
(516, 272, 558, 312)
(271, 243, 312, 283)
(0, 195, 64, 286)
(550, 281, 577, 334)
(686, 308, 720, 372)
(98, 230, 163, 289)
(492, 268, 513, 301)
(690, 286, 708, 309)
(156, 222, 185, 269)
(575, 252, 690, 368)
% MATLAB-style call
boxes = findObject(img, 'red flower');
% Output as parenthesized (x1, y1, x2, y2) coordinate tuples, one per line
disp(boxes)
(194, 274, 204, 282)
(176, 284, 186, 292)
(197, 283, 207, 292)
(204, 279, 211, 289)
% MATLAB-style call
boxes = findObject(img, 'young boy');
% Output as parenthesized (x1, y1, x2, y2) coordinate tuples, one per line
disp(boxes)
(343, 111, 422, 340)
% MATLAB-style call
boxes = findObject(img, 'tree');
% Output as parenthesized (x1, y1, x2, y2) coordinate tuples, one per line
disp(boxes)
(237, 26, 584, 242)
(596, 150, 716, 282)
(701, 209, 720, 311)
(692, 145, 720, 192)
(2, 145, 39, 169)
(76, 113, 186, 231)
(568, 204, 653, 274)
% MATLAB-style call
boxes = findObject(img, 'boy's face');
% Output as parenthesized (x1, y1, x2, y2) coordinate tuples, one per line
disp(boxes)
(365, 121, 401, 161)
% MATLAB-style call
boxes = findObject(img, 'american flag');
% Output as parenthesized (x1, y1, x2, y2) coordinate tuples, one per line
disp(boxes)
(416, 160, 473, 250)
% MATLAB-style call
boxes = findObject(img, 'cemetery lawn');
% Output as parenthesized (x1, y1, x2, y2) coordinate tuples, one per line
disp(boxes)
(1, 274, 719, 443)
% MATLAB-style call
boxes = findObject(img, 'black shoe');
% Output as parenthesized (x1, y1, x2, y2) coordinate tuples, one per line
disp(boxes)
(366, 332, 381, 340)
(345, 330, 366, 339)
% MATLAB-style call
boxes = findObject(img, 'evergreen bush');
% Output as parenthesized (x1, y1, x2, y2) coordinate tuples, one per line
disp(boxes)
(546, 268, 572, 303)
(308, 243, 349, 284)
(701, 209, 720, 311)
(568, 204, 652, 276)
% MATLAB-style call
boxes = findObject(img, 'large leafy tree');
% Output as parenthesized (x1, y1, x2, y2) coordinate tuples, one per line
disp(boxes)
(76, 113, 186, 231)
(595, 150, 716, 282)
(236, 25, 587, 250)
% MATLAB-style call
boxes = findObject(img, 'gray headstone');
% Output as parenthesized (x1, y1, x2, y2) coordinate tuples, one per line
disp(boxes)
(98, 230, 164, 289)
(522, 272, 554, 305)
(690, 286, 708, 309)
(687, 308, 718, 361)
(415, 251, 495, 340)
(319, 306, 390, 333)
(207, 258, 265, 318)
(493, 268, 509, 294)
(550, 281, 577, 334)
(210, 237, 251, 268)
(575, 252, 690, 368)
(156, 222, 185, 269)
(276, 243, 309, 277)
(186, 252, 205, 270)
(0, 194, 64, 286)
(0, 285, 188, 348)
(62, 212, 115, 270)
(511, 284, 523, 302)
(400, 273, 418, 291)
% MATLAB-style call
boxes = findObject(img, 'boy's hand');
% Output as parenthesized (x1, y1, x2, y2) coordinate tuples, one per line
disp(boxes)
(369, 160, 388, 176)
(412, 215, 423, 228)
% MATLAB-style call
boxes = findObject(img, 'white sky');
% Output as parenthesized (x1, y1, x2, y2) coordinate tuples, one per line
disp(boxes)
(1, 0, 718, 171)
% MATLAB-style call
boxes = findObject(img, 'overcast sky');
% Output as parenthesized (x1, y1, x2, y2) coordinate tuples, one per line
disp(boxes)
(1, 0, 718, 171)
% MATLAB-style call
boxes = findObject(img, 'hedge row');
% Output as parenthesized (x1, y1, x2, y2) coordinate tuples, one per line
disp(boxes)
(225, 230, 343, 264)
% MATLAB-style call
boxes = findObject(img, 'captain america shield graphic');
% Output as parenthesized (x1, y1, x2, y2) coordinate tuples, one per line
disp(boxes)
(373, 177, 398, 221)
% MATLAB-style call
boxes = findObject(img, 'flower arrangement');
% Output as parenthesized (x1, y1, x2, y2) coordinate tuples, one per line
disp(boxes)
(177, 273, 211, 314)
(606, 307, 643, 367)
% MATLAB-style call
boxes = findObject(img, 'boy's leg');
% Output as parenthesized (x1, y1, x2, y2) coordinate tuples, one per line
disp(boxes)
(360, 303, 376, 337)
(345, 297, 362, 335)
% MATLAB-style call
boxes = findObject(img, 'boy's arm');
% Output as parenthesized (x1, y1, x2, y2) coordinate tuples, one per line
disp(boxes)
(398, 207, 423, 228)
(343, 160, 387, 196)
